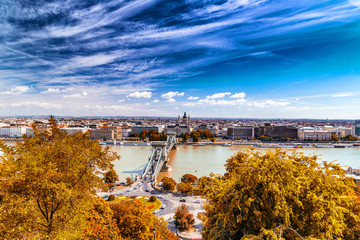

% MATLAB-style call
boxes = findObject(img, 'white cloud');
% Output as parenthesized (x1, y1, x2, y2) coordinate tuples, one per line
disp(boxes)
(43, 88, 61, 93)
(198, 98, 246, 106)
(332, 93, 353, 98)
(63, 92, 88, 98)
(249, 100, 290, 108)
(146, 102, 150, 105)
(127, 91, 152, 98)
(153, 99, 159, 102)
(230, 92, 246, 99)
(183, 102, 196, 106)
(161, 91, 184, 99)
(1, 86, 31, 95)
(187, 96, 199, 100)
(167, 98, 176, 103)
(65, 54, 117, 69)
(10, 101, 62, 109)
(206, 92, 231, 99)
(117, 99, 125, 102)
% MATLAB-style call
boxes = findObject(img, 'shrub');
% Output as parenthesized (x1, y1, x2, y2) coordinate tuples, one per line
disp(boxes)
(107, 194, 115, 201)
(148, 195, 157, 202)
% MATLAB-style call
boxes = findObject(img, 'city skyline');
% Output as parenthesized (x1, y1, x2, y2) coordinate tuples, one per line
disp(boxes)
(1, 0, 360, 118)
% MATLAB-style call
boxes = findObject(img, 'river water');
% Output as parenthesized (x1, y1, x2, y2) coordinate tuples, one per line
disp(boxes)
(108, 145, 360, 182)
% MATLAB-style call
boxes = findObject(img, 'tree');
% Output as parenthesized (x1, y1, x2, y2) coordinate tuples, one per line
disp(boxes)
(111, 201, 178, 240)
(192, 132, 200, 142)
(181, 174, 198, 184)
(161, 177, 176, 191)
(0, 116, 119, 239)
(83, 197, 120, 240)
(200, 149, 360, 240)
(149, 196, 157, 202)
(103, 169, 119, 184)
(194, 175, 215, 196)
(149, 129, 158, 135)
(174, 204, 195, 231)
(343, 135, 359, 141)
(331, 134, 340, 141)
(140, 130, 148, 141)
(125, 177, 133, 186)
(176, 182, 193, 195)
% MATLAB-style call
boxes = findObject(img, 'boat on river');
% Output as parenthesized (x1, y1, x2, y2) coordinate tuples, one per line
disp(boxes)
(222, 143, 232, 147)
(193, 143, 205, 146)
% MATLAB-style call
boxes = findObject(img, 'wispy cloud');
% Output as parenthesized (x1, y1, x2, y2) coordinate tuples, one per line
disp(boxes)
(0, 0, 359, 117)
(332, 93, 353, 98)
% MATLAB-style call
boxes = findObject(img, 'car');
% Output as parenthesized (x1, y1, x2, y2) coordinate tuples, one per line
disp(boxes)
(116, 192, 124, 196)
(193, 200, 201, 203)
(127, 188, 133, 192)
(102, 195, 109, 199)
(160, 205, 166, 209)
(153, 209, 160, 214)
(156, 195, 163, 199)
(179, 199, 186, 202)
(145, 189, 150, 192)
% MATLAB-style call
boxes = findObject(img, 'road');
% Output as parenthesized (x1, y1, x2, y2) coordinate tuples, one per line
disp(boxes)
(99, 169, 204, 239)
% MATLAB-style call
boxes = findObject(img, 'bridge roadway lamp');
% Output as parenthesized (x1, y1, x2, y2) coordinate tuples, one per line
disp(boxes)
(153, 228, 156, 240)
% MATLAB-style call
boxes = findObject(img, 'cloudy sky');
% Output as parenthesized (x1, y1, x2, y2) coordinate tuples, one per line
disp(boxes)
(1, 0, 360, 118)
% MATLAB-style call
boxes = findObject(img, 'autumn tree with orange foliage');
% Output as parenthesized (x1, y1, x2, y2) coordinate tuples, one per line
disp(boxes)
(200, 149, 360, 240)
(161, 177, 177, 191)
(177, 182, 193, 195)
(0, 116, 119, 239)
(111, 201, 178, 240)
(174, 204, 195, 231)
(181, 173, 198, 184)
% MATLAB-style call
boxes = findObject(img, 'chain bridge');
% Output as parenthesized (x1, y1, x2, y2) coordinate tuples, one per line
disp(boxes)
(139, 133, 177, 181)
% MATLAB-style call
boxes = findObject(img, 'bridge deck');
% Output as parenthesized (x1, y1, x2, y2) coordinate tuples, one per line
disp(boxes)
(139, 134, 176, 182)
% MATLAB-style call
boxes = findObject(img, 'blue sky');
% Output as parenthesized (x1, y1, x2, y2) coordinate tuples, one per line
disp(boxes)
(1, 0, 360, 118)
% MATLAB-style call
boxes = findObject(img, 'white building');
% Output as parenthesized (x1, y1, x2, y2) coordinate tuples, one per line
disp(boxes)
(62, 128, 88, 135)
(0, 127, 10, 137)
(10, 127, 22, 138)
(165, 124, 192, 135)
(298, 128, 332, 141)
(122, 128, 132, 138)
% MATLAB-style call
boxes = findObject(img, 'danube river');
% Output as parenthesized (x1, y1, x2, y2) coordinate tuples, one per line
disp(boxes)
(108, 145, 360, 182)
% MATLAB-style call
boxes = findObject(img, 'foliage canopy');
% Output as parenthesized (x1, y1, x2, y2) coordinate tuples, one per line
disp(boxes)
(0, 116, 119, 239)
(200, 149, 360, 240)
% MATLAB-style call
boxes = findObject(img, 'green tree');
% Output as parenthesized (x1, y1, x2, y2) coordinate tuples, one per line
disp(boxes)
(161, 177, 177, 191)
(103, 169, 119, 184)
(0, 116, 119, 239)
(200, 149, 360, 240)
(174, 204, 195, 231)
